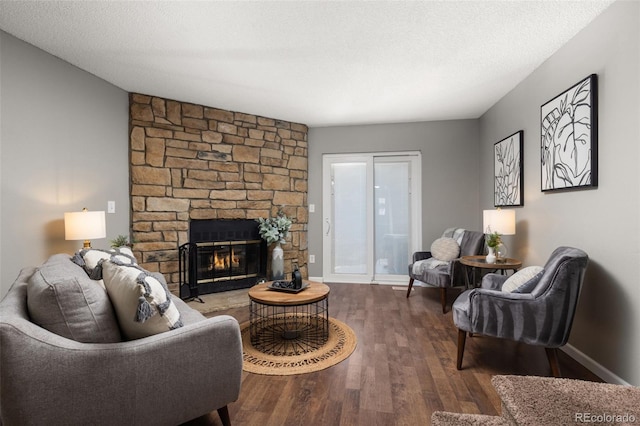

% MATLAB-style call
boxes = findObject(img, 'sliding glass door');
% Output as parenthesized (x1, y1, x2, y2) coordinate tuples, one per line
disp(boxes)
(323, 152, 421, 284)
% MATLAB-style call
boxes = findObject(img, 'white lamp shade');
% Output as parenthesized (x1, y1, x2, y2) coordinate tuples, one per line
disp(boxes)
(483, 209, 516, 235)
(64, 210, 106, 241)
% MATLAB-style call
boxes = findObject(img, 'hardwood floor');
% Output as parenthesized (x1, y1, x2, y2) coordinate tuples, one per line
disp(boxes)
(186, 283, 601, 426)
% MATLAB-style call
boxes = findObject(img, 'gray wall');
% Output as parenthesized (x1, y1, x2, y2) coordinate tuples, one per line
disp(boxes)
(307, 120, 480, 277)
(478, 0, 639, 385)
(0, 31, 130, 296)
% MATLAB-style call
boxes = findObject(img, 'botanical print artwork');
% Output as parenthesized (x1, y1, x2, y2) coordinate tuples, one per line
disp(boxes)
(494, 131, 523, 207)
(541, 74, 598, 191)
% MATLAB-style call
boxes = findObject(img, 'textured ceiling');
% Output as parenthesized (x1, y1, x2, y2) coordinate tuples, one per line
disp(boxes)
(0, 1, 614, 127)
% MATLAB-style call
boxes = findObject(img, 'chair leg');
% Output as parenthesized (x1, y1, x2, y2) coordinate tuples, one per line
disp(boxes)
(545, 347, 561, 378)
(457, 329, 467, 370)
(217, 405, 231, 426)
(440, 288, 447, 313)
(406, 278, 414, 298)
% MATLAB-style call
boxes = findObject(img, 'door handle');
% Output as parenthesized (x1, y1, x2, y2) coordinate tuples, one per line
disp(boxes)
(325, 218, 331, 236)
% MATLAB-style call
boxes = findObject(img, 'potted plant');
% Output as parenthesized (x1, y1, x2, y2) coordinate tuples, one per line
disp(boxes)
(110, 234, 132, 248)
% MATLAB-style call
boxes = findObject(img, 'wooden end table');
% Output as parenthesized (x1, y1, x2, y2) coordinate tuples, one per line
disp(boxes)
(248, 281, 330, 355)
(460, 255, 522, 288)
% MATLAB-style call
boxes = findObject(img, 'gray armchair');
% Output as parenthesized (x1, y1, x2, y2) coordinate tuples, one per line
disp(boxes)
(452, 246, 588, 377)
(407, 228, 485, 313)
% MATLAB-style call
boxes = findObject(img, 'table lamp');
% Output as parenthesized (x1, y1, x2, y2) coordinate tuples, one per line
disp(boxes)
(64, 208, 106, 249)
(482, 208, 515, 263)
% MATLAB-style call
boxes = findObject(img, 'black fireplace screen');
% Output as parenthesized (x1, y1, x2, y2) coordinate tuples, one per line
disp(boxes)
(194, 240, 261, 283)
(179, 220, 267, 300)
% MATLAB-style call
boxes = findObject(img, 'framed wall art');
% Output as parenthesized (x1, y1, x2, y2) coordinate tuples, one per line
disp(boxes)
(494, 130, 524, 207)
(541, 74, 598, 191)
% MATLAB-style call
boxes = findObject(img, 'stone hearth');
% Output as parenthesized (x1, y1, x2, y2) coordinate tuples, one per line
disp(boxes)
(129, 93, 308, 294)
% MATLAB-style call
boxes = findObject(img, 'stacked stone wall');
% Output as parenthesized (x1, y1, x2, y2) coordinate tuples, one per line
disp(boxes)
(129, 93, 308, 294)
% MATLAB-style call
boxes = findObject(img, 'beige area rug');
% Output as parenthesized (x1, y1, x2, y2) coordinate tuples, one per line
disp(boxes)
(240, 317, 357, 376)
(186, 288, 250, 315)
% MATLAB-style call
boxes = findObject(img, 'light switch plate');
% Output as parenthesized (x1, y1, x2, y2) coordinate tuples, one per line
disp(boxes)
(107, 201, 116, 213)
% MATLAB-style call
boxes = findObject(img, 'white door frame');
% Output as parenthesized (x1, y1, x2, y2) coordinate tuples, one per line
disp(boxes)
(322, 152, 422, 284)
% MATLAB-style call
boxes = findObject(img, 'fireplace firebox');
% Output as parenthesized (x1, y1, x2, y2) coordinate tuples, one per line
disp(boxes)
(179, 219, 267, 301)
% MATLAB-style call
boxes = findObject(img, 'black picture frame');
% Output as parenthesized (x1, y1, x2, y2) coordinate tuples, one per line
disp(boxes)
(494, 130, 524, 207)
(541, 74, 598, 191)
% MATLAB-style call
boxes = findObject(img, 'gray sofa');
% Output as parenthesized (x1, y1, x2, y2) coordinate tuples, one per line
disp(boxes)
(0, 253, 242, 426)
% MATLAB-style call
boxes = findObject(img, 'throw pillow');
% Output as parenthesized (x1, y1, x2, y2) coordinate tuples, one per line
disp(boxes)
(431, 237, 460, 261)
(72, 247, 137, 280)
(27, 254, 122, 343)
(502, 266, 545, 293)
(101, 258, 183, 340)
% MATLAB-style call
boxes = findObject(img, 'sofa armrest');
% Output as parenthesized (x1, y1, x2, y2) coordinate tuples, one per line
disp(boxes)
(1, 313, 242, 425)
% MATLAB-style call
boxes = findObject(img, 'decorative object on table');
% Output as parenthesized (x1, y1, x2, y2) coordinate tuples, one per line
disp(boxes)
(541, 74, 598, 191)
(256, 209, 292, 280)
(268, 263, 309, 293)
(268, 281, 309, 293)
(494, 130, 524, 207)
(64, 208, 106, 249)
(483, 209, 516, 263)
(269, 264, 306, 292)
(485, 232, 500, 264)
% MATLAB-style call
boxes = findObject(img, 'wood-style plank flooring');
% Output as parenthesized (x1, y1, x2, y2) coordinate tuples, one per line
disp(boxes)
(185, 283, 601, 426)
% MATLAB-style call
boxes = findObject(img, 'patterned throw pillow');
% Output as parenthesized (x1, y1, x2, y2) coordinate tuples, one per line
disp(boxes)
(72, 247, 137, 280)
(502, 266, 545, 293)
(101, 258, 183, 340)
(431, 237, 461, 261)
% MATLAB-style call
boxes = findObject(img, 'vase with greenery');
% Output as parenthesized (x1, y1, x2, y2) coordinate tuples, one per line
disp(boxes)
(485, 231, 501, 263)
(256, 210, 292, 280)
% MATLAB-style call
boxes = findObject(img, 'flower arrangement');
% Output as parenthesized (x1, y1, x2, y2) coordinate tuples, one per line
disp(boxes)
(256, 210, 292, 245)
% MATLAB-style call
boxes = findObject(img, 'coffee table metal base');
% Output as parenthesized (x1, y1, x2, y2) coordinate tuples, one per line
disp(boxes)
(249, 298, 329, 356)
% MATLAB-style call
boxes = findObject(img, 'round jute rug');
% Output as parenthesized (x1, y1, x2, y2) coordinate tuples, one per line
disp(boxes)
(240, 317, 357, 376)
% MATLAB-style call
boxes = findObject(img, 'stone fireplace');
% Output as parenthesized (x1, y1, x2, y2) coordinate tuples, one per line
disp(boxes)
(179, 219, 267, 299)
(128, 93, 308, 295)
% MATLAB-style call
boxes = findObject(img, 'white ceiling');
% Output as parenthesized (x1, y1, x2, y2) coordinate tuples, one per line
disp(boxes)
(0, 1, 614, 127)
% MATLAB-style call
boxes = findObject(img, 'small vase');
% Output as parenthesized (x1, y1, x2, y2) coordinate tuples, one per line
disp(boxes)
(486, 246, 496, 264)
(271, 242, 284, 280)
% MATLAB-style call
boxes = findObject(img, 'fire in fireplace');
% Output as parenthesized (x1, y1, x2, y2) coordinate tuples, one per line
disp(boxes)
(179, 219, 267, 301)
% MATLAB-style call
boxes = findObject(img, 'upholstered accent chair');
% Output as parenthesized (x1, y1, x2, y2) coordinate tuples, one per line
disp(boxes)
(406, 228, 485, 313)
(452, 246, 589, 377)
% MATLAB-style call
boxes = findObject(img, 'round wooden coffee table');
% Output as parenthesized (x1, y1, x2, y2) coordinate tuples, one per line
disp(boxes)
(460, 255, 522, 288)
(248, 281, 330, 355)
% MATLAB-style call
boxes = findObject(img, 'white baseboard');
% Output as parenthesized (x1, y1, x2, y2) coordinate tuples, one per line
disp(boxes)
(561, 344, 631, 386)
(309, 276, 324, 282)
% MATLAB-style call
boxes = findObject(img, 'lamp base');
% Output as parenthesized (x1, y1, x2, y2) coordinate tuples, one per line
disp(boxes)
(83, 240, 92, 249)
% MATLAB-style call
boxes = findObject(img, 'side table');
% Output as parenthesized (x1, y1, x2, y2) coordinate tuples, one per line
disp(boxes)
(460, 255, 522, 288)
(248, 281, 330, 356)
